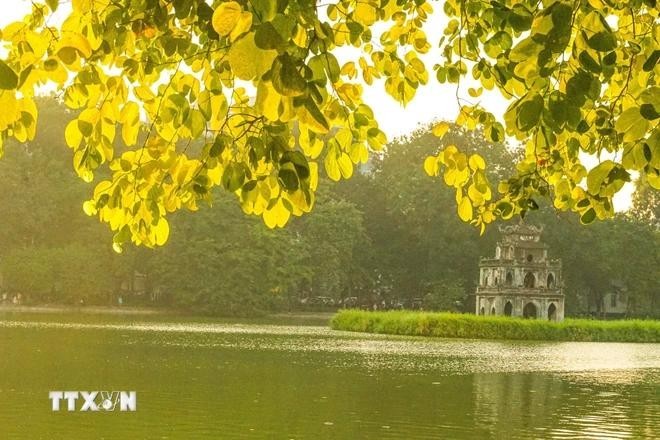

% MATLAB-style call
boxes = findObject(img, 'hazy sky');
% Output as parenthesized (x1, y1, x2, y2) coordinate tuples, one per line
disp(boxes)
(1, 1, 634, 209)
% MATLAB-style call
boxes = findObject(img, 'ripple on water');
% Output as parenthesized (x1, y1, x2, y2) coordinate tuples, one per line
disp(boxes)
(1, 320, 659, 375)
(0, 318, 658, 439)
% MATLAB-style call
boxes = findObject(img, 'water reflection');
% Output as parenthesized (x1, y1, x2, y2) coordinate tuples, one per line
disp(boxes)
(0, 316, 657, 439)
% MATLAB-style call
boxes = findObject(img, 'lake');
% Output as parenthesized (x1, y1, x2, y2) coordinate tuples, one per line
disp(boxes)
(0, 312, 658, 439)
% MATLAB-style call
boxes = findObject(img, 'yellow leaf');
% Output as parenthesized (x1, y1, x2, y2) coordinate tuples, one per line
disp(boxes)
(229, 11, 253, 42)
(355, 3, 378, 26)
(340, 61, 357, 79)
(135, 85, 156, 102)
(153, 218, 170, 246)
(263, 199, 290, 228)
(324, 154, 341, 181)
(82, 200, 97, 216)
(458, 196, 473, 222)
(338, 153, 353, 178)
(292, 24, 307, 48)
(468, 87, 482, 97)
(58, 33, 92, 58)
(468, 154, 486, 171)
(73, 0, 110, 13)
(423, 156, 438, 176)
(212, 1, 243, 37)
(227, 32, 277, 81)
(647, 172, 660, 189)
(432, 122, 450, 138)
(255, 80, 281, 121)
(65, 119, 83, 149)
(120, 101, 140, 146)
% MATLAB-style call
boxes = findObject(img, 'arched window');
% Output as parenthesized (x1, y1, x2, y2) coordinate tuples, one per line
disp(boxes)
(494, 277, 499, 285)
(505, 272, 513, 286)
(504, 301, 513, 316)
(480, 307, 485, 316)
(491, 306, 496, 315)
(548, 303, 557, 321)
(523, 302, 537, 319)
(547, 273, 555, 288)
(524, 272, 535, 288)
(527, 254, 533, 262)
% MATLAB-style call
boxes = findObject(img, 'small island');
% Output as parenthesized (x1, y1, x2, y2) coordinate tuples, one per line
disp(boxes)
(332, 223, 659, 343)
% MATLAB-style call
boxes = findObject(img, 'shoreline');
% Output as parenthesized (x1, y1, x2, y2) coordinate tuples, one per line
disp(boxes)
(0, 304, 171, 315)
(0, 305, 335, 323)
(331, 310, 660, 343)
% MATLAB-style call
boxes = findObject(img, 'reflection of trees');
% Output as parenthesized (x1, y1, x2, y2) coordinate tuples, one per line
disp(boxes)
(472, 373, 566, 436)
(470, 372, 659, 439)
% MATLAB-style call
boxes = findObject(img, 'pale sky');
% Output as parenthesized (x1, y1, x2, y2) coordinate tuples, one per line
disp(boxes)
(2, 0, 634, 210)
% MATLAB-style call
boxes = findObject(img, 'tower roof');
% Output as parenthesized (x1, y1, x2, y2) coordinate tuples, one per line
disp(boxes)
(498, 221, 544, 244)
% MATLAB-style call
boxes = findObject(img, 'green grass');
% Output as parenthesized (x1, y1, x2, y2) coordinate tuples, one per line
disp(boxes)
(330, 310, 660, 343)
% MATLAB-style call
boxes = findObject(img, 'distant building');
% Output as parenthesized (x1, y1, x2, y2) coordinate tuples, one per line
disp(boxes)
(475, 222, 564, 321)
(588, 279, 629, 317)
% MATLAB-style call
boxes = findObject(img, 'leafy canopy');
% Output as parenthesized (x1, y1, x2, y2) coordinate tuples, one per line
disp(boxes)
(0, 0, 657, 248)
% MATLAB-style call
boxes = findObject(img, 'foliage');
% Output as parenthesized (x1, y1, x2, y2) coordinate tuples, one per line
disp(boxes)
(331, 310, 660, 342)
(0, 99, 657, 316)
(0, 244, 116, 304)
(630, 174, 660, 228)
(424, 0, 660, 232)
(334, 126, 659, 316)
(0, 0, 655, 248)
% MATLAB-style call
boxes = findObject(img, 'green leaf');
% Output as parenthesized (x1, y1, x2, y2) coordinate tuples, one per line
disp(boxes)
(278, 166, 299, 191)
(517, 94, 543, 131)
(510, 38, 540, 63)
(221, 163, 245, 192)
(588, 32, 617, 51)
(587, 160, 616, 194)
(615, 107, 649, 142)
(321, 53, 340, 84)
(302, 98, 329, 132)
(250, 0, 278, 21)
(308, 56, 327, 86)
(272, 54, 307, 96)
(497, 201, 514, 219)
(578, 51, 601, 73)
(580, 208, 596, 224)
(640, 103, 659, 121)
(0, 60, 18, 90)
(254, 22, 283, 50)
(643, 50, 660, 72)
(509, 4, 533, 32)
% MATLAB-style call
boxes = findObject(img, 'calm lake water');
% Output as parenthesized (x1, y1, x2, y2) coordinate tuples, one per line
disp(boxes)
(0, 312, 658, 439)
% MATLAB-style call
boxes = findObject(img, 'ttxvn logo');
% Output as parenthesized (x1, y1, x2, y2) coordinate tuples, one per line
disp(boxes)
(49, 391, 136, 412)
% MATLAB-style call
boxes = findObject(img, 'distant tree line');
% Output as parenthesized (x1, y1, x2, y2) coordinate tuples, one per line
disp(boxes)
(0, 100, 657, 317)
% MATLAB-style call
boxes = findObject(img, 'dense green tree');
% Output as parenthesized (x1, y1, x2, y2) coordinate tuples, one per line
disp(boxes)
(337, 126, 659, 316)
(630, 175, 660, 228)
(334, 126, 516, 306)
(0, 99, 656, 316)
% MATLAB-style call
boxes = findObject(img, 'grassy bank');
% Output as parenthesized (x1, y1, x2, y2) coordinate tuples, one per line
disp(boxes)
(330, 310, 660, 343)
